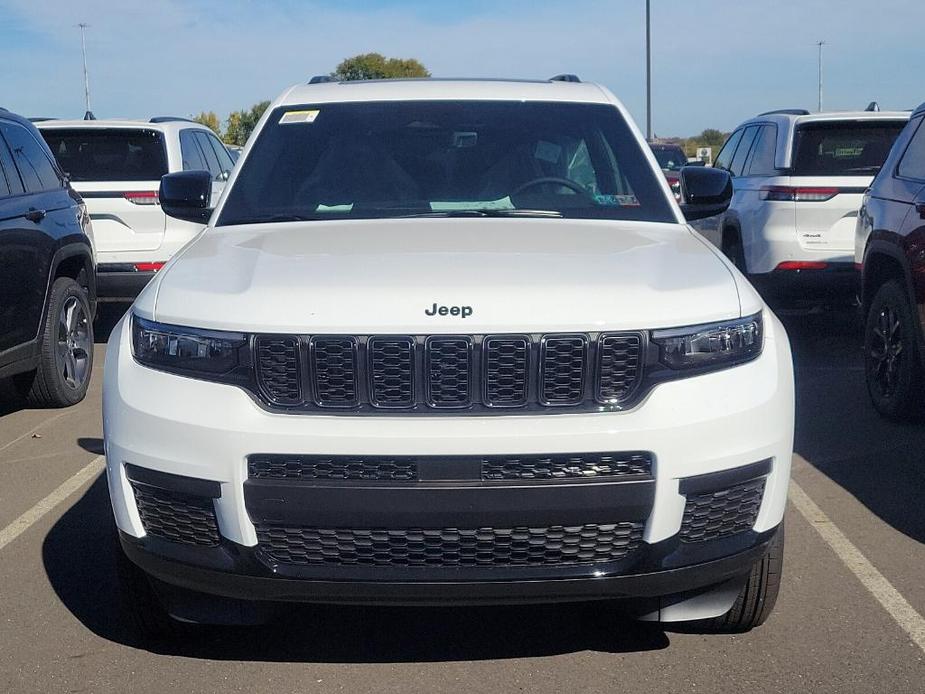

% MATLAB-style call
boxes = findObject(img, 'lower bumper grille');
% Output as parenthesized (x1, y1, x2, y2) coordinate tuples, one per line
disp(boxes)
(130, 483, 220, 547)
(255, 522, 644, 568)
(680, 478, 765, 543)
(247, 451, 652, 483)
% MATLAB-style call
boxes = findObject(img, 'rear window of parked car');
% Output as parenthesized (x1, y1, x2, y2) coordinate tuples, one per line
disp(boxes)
(40, 128, 168, 182)
(791, 121, 905, 176)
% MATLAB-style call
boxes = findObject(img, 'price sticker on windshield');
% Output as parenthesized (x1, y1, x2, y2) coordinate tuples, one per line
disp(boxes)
(279, 109, 320, 125)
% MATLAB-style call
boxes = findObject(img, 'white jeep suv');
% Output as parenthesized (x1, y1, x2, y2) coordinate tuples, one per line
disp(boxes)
(694, 109, 909, 303)
(104, 76, 794, 636)
(38, 118, 234, 301)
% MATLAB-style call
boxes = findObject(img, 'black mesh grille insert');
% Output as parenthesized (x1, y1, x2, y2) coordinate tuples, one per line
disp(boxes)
(248, 454, 418, 481)
(484, 336, 528, 406)
(310, 337, 358, 406)
(541, 336, 587, 404)
(256, 522, 644, 567)
(130, 483, 220, 546)
(251, 331, 646, 413)
(482, 452, 652, 480)
(368, 337, 414, 407)
(680, 478, 765, 543)
(597, 334, 642, 403)
(254, 336, 302, 405)
(426, 337, 472, 407)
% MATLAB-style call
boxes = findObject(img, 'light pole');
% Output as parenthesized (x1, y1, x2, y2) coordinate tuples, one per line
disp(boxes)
(78, 23, 92, 119)
(816, 40, 826, 113)
(645, 0, 652, 141)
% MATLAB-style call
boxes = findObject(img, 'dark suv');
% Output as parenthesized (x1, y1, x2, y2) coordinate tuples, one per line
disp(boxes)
(857, 101, 925, 419)
(0, 108, 96, 407)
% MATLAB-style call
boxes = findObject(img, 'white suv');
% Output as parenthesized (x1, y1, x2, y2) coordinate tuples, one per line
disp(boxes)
(694, 109, 909, 303)
(104, 77, 794, 637)
(38, 118, 234, 301)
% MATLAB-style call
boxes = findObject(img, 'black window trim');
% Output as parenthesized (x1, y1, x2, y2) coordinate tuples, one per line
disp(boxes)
(0, 119, 66, 193)
(714, 128, 744, 173)
(729, 125, 761, 178)
(894, 116, 925, 184)
(741, 122, 780, 178)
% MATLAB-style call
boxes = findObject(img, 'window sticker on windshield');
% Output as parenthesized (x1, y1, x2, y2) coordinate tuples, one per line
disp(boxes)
(279, 109, 320, 125)
(534, 140, 562, 163)
(594, 194, 640, 207)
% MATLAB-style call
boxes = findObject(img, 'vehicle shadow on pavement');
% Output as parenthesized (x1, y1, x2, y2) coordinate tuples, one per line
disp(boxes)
(43, 477, 671, 661)
(784, 309, 925, 545)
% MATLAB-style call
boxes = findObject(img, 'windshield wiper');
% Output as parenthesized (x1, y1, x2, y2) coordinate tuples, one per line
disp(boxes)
(223, 213, 317, 225)
(843, 165, 881, 173)
(399, 209, 562, 219)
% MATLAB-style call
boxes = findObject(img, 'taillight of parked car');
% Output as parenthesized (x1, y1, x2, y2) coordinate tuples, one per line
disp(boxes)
(123, 191, 160, 205)
(133, 262, 165, 272)
(760, 186, 839, 202)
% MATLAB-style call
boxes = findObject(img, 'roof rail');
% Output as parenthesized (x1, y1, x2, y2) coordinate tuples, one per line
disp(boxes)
(84, 111, 96, 120)
(149, 116, 195, 123)
(757, 108, 811, 117)
(308, 75, 337, 84)
(865, 101, 880, 112)
(28, 117, 57, 122)
(549, 74, 581, 83)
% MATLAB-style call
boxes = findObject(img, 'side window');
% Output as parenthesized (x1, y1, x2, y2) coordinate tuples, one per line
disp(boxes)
(0, 122, 62, 192)
(204, 133, 234, 176)
(729, 126, 759, 177)
(898, 118, 925, 181)
(745, 125, 779, 177)
(193, 131, 222, 179)
(180, 129, 208, 172)
(0, 135, 23, 195)
(714, 129, 743, 172)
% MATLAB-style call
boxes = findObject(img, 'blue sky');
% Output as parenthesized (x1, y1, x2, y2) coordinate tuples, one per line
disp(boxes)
(1, 0, 922, 136)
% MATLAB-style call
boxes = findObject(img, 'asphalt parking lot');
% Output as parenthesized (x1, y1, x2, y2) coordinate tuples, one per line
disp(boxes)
(1, 305, 924, 694)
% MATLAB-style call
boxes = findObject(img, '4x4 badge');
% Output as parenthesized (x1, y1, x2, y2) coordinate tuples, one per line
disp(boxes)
(425, 303, 473, 318)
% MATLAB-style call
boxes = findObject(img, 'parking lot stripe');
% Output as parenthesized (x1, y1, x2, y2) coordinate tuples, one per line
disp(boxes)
(790, 480, 925, 654)
(0, 410, 75, 458)
(0, 455, 104, 552)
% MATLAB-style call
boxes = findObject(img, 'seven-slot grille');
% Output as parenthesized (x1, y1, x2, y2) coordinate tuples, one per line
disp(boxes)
(253, 332, 644, 413)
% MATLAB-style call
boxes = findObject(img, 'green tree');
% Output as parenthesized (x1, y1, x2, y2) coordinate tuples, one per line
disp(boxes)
(192, 111, 221, 135)
(223, 100, 270, 146)
(332, 53, 430, 81)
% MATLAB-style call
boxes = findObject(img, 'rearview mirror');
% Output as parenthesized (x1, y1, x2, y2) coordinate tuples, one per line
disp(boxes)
(160, 170, 213, 223)
(679, 166, 732, 221)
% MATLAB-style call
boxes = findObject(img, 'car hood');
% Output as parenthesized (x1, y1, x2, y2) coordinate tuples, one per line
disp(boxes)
(142, 218, 743, 333)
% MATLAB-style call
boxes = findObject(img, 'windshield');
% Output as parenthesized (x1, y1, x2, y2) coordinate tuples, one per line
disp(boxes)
(218, 100, 675, 226)
(40, 128, 167, 182)
(791, 121, 905, 176)
(650, 145, 687, 171)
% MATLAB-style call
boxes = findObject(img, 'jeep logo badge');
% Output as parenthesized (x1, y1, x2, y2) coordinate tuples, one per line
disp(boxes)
(425, 303, 473, 319)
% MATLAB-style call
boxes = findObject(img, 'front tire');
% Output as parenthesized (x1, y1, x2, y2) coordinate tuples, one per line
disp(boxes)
(16, 277, 94, 408)
(697, 527, 784, 633)
(864, 279, 925, 421)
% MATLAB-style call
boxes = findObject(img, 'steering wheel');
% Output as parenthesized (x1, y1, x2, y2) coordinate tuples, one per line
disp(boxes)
(511, 176, 593, 199)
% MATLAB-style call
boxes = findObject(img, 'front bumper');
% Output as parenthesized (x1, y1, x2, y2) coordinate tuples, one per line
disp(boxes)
(103, 310, 794, 608)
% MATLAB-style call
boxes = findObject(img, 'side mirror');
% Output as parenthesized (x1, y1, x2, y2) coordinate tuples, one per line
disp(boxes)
(160, 170, 213, 223)
(679, 166, 732, 221)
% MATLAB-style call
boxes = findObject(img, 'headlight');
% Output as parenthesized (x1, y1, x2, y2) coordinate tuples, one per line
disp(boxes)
(131, 315, 246, 376)
(651, 313, 762, 371)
